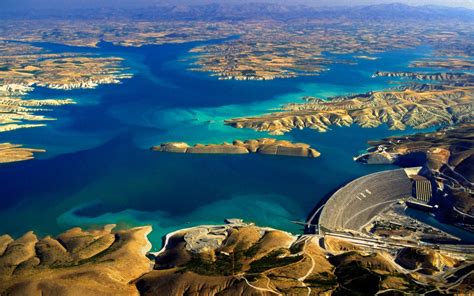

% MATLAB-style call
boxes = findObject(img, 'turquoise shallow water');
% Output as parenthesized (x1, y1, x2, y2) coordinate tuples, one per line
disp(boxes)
(0, 41, 448, 249)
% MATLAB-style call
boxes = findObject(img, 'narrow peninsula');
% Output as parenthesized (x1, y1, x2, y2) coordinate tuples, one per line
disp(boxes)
(0, 143, 45, 163)
(225, 71, 473, 135)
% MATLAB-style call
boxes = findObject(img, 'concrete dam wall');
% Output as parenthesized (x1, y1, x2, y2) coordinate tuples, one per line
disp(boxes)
(317, 169, 413, 232)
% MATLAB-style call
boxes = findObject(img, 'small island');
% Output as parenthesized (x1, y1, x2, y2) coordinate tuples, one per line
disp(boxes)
(152, 138, 320, 158)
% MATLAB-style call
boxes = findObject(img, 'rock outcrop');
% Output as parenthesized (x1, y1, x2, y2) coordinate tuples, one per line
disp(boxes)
(357, 123, 474, 173)
(395, 247, 459, 275)
(152, 138, 321, 158)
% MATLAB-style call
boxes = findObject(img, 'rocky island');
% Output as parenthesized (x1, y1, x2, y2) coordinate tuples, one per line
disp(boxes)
(152, 138, 321, 158)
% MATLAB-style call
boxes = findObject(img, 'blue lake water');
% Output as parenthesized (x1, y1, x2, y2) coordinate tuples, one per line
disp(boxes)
(0, 41, 451, 249)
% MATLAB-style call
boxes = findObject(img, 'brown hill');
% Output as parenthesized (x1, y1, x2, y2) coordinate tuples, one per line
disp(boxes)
(0, 225, 153, 296)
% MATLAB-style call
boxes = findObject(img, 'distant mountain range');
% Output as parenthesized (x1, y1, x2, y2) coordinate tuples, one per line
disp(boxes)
(2, 2, 474, 21)
(334, 3, 474, 21)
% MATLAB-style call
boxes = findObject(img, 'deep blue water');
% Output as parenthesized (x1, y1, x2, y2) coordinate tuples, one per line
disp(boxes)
(0, 41, 453, 249)
(406, 208, 474, 243)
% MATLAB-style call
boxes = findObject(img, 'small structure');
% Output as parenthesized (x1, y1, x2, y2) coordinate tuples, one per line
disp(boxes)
(412, 175, 433, 203)
(406, 198, 434, 211)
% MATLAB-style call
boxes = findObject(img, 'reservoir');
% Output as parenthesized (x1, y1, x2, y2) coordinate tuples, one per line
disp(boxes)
(0, 41, 444, 249)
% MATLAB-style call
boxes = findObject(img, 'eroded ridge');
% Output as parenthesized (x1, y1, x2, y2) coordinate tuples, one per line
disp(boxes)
(0, 221, 472, 295)
(410, 59, 474, 70)
(226, 87, 473, 135)
(0, 225, 153, 296)
(373, 71, 474, 82)
(0, 97, 75, 133)
(225, 72, 474, 135)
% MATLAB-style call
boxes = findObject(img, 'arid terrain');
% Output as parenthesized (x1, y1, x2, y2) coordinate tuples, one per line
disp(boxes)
(0, 225, 153, 295)
(2, 222, 471, 295)
(0, 143, 45, 163)
(0, 3, 473, 294)
(1, 4, 473, 162)
(0, 41, 132, 162)
(140, 221, 472, 295)
(225, 71, 473, 134)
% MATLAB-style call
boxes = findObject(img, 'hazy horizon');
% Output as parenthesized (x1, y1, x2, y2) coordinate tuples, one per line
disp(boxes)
(1, 0, 473, 10)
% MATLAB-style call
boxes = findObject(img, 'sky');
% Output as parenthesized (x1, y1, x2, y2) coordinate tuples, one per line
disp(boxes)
(0, 0, 473, 10)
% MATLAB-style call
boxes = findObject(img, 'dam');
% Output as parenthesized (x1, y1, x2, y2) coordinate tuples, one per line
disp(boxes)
(312, 168, 414, 233)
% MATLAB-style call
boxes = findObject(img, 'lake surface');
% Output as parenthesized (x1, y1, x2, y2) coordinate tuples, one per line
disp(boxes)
(0, 41, 444, 249)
